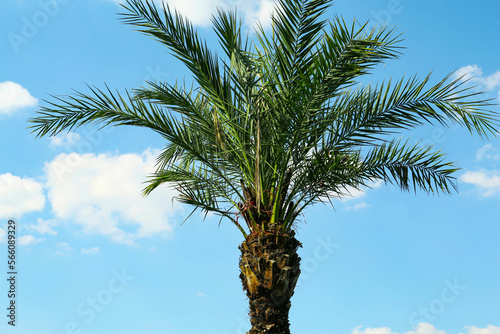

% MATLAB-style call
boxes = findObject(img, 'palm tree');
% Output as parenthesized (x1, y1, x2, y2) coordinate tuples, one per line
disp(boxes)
(30, 0, 498, 333)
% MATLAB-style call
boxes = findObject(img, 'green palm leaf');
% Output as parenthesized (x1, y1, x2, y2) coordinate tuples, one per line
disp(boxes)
(29, 0, 499, 237)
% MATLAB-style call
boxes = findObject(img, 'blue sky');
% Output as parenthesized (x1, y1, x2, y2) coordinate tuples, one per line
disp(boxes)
(1, 0, 499, 333)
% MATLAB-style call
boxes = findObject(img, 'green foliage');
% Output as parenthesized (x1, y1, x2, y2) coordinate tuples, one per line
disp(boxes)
(29, 0, 499, 237)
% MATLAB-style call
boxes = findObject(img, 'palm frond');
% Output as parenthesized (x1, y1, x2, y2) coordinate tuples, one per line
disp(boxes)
(361, 139, 459, 194)
(120, 0, 230, 111)
(29, 85, 172, 138)
(30, 0, 500, 237)
(331, 73, 498, 150)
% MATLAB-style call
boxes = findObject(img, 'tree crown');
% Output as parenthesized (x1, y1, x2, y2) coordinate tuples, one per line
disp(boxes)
(30, 0, 499, 237)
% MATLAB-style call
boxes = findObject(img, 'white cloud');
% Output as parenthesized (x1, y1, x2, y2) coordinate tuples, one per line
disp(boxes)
(454, 65, 500, 100)
(460, 170, 500, 197)
(232, 0, 277, 27)
(18, 235, 45, 246)
(463, 325, 500, 334)
(25, 218, 58, 235)
(341, 180, 383, 201)
(57, 242, 71, 250)
(352, 325, 398, 334)
(454, 65, 483, 84)
(81, 247, 100, 255)
(341, 186, 366, 200)
(406, 323, 446, 334)
(346, 201, 369, 211)
(0, 173, 45, 219)
(44, 149, 181, 245)
(352, 324, 500, 334)
(55, 242, 72, 256)
(476, 143, 500, 161)
(166, 0, 225, 26)
(49, 132, 82, 148)
(0, 81, 38, 114)
(108, 0, 276, 27)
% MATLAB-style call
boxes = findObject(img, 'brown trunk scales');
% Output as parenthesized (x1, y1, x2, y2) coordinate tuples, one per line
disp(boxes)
(239, 226, 301, 334)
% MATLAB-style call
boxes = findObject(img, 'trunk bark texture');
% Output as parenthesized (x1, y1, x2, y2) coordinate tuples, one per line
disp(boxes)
(239, 227, 301, 334)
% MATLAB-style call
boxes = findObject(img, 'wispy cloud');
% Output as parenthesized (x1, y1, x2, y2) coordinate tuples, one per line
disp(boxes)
(25, 218, 59, 235)
(81, 246, 100, 255)
(18, 235, 45, 246)
(341, 180, 383, 202)
(454, 65, 500, 101)
(346, 201, 370, 211)
(0, 81, 38, 115)
(55, 242, 72, 256)
(0, 173, 45, 219)
(49, 132, 82, 148)
(353, 325, 398, 334)
(44, 149, 182, 245)
(476, 143, 500, 161)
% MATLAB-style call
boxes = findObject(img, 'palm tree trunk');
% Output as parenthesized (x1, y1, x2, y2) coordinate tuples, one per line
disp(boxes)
(239, 227, 301, 334)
